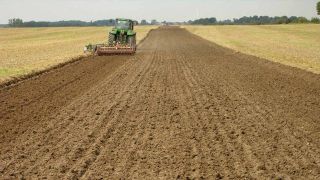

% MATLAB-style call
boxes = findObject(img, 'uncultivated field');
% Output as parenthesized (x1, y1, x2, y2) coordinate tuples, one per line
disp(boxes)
(0, 26, 155, 81)
(184, 24, 320, 74)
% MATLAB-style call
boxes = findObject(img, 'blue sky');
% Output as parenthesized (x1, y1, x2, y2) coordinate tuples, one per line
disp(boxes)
(0, 0, 318, 23)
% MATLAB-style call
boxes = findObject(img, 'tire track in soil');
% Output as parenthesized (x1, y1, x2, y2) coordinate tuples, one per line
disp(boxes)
(0, 27, 319, 179)
(8, 51, 156, 178)
(176, 37, 320, 178)
(177, 43, 319, 178)
(178, 53, 263, 178)
(111, 51, 163, 178)
(185, 53, 320, 178)
(66, 51, 159, 179)
(176, 53, 248, 178)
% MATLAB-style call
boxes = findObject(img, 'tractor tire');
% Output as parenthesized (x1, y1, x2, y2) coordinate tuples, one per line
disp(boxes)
(128, 35, 136, 49)
(108, 33, 116, 46)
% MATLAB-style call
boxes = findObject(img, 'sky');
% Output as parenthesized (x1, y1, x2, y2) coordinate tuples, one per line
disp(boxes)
(0, 0, 319, 24)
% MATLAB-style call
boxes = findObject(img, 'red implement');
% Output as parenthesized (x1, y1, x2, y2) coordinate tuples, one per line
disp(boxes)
(96, 46, 136, 56)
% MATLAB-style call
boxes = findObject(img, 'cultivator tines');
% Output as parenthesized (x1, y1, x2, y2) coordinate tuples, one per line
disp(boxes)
(96, 46, 136, 56)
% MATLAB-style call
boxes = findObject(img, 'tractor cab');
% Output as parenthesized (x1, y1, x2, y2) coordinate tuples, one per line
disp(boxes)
(115, 18, 134, 30)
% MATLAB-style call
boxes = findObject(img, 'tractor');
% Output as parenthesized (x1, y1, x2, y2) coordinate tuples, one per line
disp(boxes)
(85, 18, 137, 55)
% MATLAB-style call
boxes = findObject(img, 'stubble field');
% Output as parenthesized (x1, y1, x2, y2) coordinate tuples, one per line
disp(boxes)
(0, 26, 155, 81)
(184, 24, 320, 73)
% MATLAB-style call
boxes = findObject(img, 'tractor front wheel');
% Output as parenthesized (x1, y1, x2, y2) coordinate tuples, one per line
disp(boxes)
(108, 33, 116, 46)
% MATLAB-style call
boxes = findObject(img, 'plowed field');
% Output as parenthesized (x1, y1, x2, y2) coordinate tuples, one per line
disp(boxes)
(1, 27, 319, 179)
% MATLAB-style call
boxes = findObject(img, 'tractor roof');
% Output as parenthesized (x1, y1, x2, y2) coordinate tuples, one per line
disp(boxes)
(116, 18, 133, 22)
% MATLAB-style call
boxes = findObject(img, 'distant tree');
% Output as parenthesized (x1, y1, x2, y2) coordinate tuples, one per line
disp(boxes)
(288, 16, 299, 23)
(140, 20, 148, 25)
(317, 2, 320, 15)
(191, 17, 217, 25)
(297, 17, 309, 23)
(221, 19, 233, 24)
(8, 18, 23, 27)
(151, 19, 158, 25)
(92, 19, 115, 26)
(198, 16, 313, 25)
(14, 19, 116, 27)
(278, 16, 289, 24)
(311, 17, 320, 23)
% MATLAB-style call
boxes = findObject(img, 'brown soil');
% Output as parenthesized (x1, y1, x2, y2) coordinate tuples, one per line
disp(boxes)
(0, 27, 319, 179)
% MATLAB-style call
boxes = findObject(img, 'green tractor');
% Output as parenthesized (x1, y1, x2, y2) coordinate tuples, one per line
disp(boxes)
(85, 18, 137, 55)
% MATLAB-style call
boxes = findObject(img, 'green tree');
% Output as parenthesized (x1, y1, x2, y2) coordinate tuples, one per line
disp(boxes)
(151, 19, 158, 25)
(296, 17, 309, 23)
(191, 17, 217, 25)
(8, 18, 23, 27)
(317, 2, 320, 15)
(140, 20, 148, 25)
(311, 17, 320, 23)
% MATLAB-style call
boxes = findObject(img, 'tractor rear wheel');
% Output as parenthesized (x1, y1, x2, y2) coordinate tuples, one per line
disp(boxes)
(108, 33, 116, 46)
(127, 35, 136, 49)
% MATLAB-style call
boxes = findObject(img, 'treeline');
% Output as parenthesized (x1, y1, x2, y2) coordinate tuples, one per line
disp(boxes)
(140, 19, 160, 25)
(188, 16, 320, 25)
(233, 16, 319, 25)
(5, 16, 320, 27)
(8, 18, 117, 27)
(188, 18, 217, 25)
(7, 18, 162, 27)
